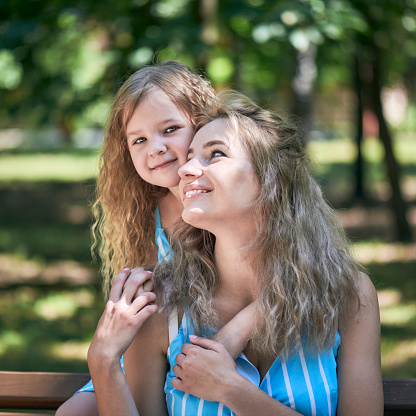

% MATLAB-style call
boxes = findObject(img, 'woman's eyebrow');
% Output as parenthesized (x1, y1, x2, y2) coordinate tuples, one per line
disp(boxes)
(203, 140, 228, 149)
(187, 140, 229, 156)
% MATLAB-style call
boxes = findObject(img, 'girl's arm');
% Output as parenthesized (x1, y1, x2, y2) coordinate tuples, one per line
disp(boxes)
(336, 273, 384, 416)
(211, 300, 259, 359)
(87, 268, 166, 416)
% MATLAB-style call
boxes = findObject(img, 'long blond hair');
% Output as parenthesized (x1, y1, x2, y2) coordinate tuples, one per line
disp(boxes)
(155, 91, 361, 356)
(92, 61, 216, 298)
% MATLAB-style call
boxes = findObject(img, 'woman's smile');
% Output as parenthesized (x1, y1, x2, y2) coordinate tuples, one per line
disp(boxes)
(182, 184, 212, 202)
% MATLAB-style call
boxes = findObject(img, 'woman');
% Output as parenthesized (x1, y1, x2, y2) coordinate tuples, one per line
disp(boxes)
(88, 91, 383, 415)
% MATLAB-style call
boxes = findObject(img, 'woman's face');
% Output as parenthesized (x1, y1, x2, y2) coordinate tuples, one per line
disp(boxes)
(126, 89, 194, 189)
(178, 118, 260, 233)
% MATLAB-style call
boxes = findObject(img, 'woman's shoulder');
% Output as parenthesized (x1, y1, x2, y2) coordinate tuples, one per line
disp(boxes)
(356, 272, 378, 309)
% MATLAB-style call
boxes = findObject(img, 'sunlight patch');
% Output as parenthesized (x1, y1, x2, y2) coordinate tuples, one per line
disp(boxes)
(378, 289, 402, 308)
(381, 340, 416, 368)
(34, 291, 94, 320)
(380, 303, 416, 326)
(50, 341, 90, 361)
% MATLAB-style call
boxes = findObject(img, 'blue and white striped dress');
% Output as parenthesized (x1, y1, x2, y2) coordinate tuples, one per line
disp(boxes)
(76, 206, 171, 394)
(165, 311, 340, 416)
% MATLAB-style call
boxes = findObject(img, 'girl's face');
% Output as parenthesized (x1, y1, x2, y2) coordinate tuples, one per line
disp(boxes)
(178, 118, 260, 233)
(126, 89, 194, 189)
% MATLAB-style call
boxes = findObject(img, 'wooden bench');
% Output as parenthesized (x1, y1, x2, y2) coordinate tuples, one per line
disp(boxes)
(0, 372, 415, 415)
(0, 372, 90, 415)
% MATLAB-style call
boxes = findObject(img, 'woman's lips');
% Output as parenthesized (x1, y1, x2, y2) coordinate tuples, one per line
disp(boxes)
(182, 186, 212, 202)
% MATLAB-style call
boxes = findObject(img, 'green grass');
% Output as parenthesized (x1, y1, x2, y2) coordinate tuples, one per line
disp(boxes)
(0, 149, 100, 182)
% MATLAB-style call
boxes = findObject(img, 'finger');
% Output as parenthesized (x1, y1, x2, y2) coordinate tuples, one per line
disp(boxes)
(109, 268, 131, 302)
(142, 278, 154, 293)
(122, 270, 153, 304)
(130, 303, 158, 328)
(134, 278, 154, 299)
(172, 364, 183, 378)
(171, 377, 184, 391)
(131, 291, 157, 313)
(175, 352, 186, 366)
(188, 335, 225, 352)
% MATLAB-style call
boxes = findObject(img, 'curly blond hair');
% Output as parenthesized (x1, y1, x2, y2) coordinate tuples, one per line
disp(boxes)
(155, 91, 362, 357)
(92, 61, 216, 298)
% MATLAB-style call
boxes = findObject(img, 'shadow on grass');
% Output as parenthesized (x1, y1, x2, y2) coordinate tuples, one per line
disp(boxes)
(367, 261, 416, 301)
(0, 283, 104, 372)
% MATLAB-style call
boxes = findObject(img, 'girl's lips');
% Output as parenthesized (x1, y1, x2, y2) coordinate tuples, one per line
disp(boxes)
(151, 159, 177, 170)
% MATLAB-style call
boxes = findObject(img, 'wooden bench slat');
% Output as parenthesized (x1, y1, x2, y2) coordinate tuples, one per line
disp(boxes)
(0, 371, 90, 410)
(1, 372, 416, 414)
(383, 379, 416, 410)
(0, 413, 54, 416)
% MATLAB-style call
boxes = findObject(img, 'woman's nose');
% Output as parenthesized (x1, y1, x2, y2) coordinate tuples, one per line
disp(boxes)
(178, 157, 203, 180)
(148, 136, 167, 156)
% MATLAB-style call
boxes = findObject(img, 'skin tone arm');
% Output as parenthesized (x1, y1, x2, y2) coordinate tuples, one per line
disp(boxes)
(172, 273, 383, 416)
(55, 268, 155, 416)
(87, 268, 164, 416)
(336, 272, 383, 416)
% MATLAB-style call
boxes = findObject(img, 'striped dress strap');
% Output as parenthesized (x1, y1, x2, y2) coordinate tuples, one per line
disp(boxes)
(168, 308, 179, 345)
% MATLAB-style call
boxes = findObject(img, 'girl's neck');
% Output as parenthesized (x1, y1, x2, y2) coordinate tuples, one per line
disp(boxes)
(158, 187, 183, 235)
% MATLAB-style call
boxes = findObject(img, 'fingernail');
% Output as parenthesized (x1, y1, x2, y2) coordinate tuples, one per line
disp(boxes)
(146, 270, 153, 274)
(189, 335, 197, 340)
(123, 268, 130, 271)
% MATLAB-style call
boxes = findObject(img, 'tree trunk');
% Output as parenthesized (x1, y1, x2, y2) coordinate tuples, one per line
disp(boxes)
(371, 53, 412, 241)
(198, 0, 219, 73)
(292, 43, 317, 145)
(354, 57, 366, 202)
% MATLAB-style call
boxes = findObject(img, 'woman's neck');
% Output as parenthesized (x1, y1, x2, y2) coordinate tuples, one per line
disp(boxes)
(213, 231, 258, 318)
(158, 187, 183, 235)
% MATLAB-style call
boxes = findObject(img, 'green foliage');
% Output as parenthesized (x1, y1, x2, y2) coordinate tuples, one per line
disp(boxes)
(1, 0, 415, 133)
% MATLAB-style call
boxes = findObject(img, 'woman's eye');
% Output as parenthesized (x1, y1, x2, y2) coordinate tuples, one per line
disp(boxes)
(165, 126, 178, 133)
(134, 137, 146, 145)
(211, 150, 226, 158)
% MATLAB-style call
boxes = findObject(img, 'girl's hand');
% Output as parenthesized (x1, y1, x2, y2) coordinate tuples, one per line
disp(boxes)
(88, 268, 158, 365)
(130, 267, 154, 299)
(172, 335, 238, 403)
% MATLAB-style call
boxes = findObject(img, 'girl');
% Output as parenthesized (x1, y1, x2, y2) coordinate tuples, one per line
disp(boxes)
(56, 62, 255, 416)
(87, 91, 383, 415)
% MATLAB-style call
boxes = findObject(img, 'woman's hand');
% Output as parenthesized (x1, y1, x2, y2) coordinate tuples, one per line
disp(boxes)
(172, 335, 238, 403)
(88, 268, 158, 365)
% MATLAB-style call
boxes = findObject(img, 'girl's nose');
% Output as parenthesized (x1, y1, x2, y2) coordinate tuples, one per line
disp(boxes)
(148, 136, 167, 156)
(178, 157, 203, 180)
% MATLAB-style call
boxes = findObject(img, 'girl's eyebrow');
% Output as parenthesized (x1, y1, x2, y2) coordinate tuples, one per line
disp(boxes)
(127, 118, 181, 137)
(187, 140, 228, 156)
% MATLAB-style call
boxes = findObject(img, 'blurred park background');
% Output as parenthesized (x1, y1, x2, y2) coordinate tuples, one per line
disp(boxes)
(1, 0, 416, 379)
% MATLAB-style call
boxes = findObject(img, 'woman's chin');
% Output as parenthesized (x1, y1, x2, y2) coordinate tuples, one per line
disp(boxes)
(182, 206, 211, 229)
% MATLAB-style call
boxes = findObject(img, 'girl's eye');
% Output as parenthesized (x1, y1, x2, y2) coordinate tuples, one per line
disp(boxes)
(165, 126, 178, 133)
(211, 150, 226, 159)
(134, 137, 146, 145)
